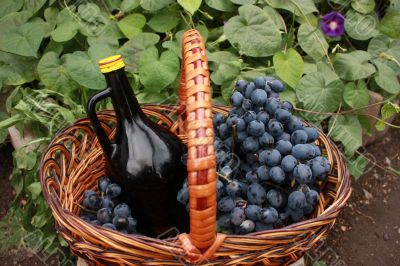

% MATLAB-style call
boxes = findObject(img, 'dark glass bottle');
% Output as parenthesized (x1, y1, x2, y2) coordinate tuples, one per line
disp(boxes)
(87, 55, 188, 236)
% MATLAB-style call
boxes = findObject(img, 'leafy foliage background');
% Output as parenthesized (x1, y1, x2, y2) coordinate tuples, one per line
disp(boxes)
(0, 0, 399, 253)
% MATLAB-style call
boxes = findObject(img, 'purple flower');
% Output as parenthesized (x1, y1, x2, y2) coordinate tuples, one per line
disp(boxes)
(321, 11, 345, 38)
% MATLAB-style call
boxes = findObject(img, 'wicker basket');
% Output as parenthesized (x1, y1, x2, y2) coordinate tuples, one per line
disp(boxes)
(40, 29, 351, 265)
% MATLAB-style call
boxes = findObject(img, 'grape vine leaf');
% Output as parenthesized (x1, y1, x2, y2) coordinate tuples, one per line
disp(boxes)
(333, 51, 376, 80)
(231, 0, 256, 4)
(50, 21, 79, 42)
(148, 7, 180, 33)
(273, 48, 304, 88)
(345, 9, 378, 40)
(224, 5, 282, 57)
(205, 0, 235, 12)
(329, 115, 362, 155)
(177, 0, 202, 15)
(0, 0, 24, 19)
(297, 23, 329, 61)
(351, 0, 375, 14)
(346, 155, 367, 180)
(139, 46, 179, 92)
(378, 11, 400, 39)
(375, 102, 400, 131)
(343, 81, 370, 109)
(0, 51, 37, 86)
(264, 0, 318, 16)
(141, 0, 174, 11)
(117, 13, 146, 39)
(374, 61, 400, 94)
(120, 0, 141, 12)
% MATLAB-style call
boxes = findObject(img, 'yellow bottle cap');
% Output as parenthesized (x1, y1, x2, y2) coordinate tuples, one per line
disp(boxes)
(98, 55, 125, 73)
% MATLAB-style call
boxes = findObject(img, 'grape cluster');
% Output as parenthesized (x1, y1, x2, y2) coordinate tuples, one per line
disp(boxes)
(177, 76, 330, 235)
(80, 177, 138, 235)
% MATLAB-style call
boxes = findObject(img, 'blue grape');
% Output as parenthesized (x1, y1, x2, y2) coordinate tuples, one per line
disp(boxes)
(223, 137, 233, 148)
(261, 149, 281, 167)
(102, 223, 117, 230)
(230, 207, 246, 226)
(238, 220, 255, 234)
(217, 214, 232, 228)
(127, 217, 138, 233)
(226, 115, 239, 128)
(98, 177, 111, 193)
(256, 165, 270, 181)
(306, 190, 320, 205)
(254, 77, 266, 89)
(267, 189, 286, 209)
(293, 164, 313, 184)
(245, 171, 258, 183)
(287, 191, 307, 210)
(213, 113, 224, 128)
(265, 98, 280, 115)
(233, 118, 246, 131)
(240, 163, 252, 175)
(97, 208, 112, 223)
(235, 80, 248, 93)
(291, 130, 308, 145)
(251, 89, 268, 106)
(292, 144, 316, 160)
(256, 111, 270, 125)
(217, 179, 225, 200)
(275, 140, 292, 155)
(311, 144, 322, 156)
(236, 130, 248, 143)
(286, 207, 304, 222)
(229, 107, 245, 116)
(238, 181, 248, 196)
(274, 108, 292, 123)
(258, 207, 279, 223)
(287, 117, 304, 133)
(220, 165, 233, 179)
(275, 132, 290, 142)
(255, 221, 273, 232)
(308, 158, 326, 179)
(259, 132, 274, 148)
(281, 155, 298, 172)
(267, 120, 284, 137)
(231, 91, 244, 107)
(101, 197, 114, 210)
(243, 111, 256, 123)
(83, 193, 101, 210)
(304, 127, 320, 142)
(177, 186, 189, 205)
(242, 136, 260, 153)
(244, 82, 256, 98)
(281, 101, 293, 112)
(247, 183, 267, 205)
(226, 180, 241, 197)
(270, 80, 284, 92)
(112, 215, 129, 230)
(242, 99, 252, 111)
(84, 190, 96, 198)
(113, 203, 131, 217)
(247, 120, 265, 137)
(303, 203, 314, 216)
(218, 123, 230, 139)
(245, 205, 262, 220)
(218, 196, 235, 213)
(269, 166, 286, 184)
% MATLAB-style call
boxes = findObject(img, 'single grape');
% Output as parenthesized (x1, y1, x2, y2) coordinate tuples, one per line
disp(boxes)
(269, 166, 286, 184)
(286, 117, 304, 133)
(217, 214, 232, 228)
(226, 115, 239, 128)
(213, 113, 224, 128)
(245, 171, 258, 183)
(233, 118, 246, 132)
(113, 203, 131, 218)
(243, 111, 257, 123)
(244, 82, 256, 99)
(287, 191, 307, 210)
(293, 164, 313, 184)
(259, 132, 275, 148)
(292, 144, 316, 160)
(83, 193, 101, 210)
(223, 137, 233, 148)
(281, 101, 293, 112)
(127, 217, 138, 233)
(303, 203, 314, 216)
(258, 207, 279, 224)
(218, 123, 230, 139)
(242, 99, 252, 111)
(291, 130, 308, 145)
(98, 177, 111, 193)
(101, 197, 114, 210)
(265, 98, 280, 116)
(236, 130, 248, 143)
(97, 208, 112, 223)
(235, 80, 248, 93)
(281, 155, 298, 172)
(267, 189, 286, 209)
(218, 196, 236, 213)
(270, 80, 285, 93)
(112, 215, 129, 230)
(306, 190, 320, 206)
(254, 77, 266, 89)
(304, 127, 320, 142)
(308, 158, 326, 179)
(275, 132, 291, 142)
(286, 207, 304, 222)
(256, 165, 270, 181)
(261, 149, 281, 167)
(226, 180, 241, 197)
(247, 183, 267, 205)
(251, 89, 268, 106)
(310, 144, 322, 156)
(275, 108, 292, 123)
(238, 220, 256, 234)
(238, 181, 248, 197)
(247, 120, 265, 137)
(245, 204, 262, 220)
(242, 136, 260, 153)
(230, 207, 246, 226)
(267, 120, 284, 137)
(231, 91, 244, 107)
(84, 190, 96, 198)
(220, 165, 233, 179)
(275, 140, 292, 155)
(256, 111, 270, 125)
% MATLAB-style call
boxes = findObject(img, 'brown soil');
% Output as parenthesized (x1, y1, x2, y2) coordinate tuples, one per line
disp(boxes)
(0, 142, 14, 219)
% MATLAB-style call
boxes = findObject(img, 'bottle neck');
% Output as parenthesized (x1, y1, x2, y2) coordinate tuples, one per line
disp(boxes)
(104, 68, 144, 121)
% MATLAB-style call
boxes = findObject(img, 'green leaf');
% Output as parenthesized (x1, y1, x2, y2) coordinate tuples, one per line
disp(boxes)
(0, 11, 31, 33)
(316, 62, 339, 84)
(351, 0, 375, 14)
(118, 32, 160, 73)
(77, 3, 101, 23)
(0, 0, 24, 18)
(333, 51, 376, 80)
(177, 0, 202, 15)
(205, 0, 235, 12)
(141, 0, 174, 11)
(273, 48, 304, 88)
(211, 61, 241, 85)
(346, 156, 367, 180)
(117, 13, 146, 39)
(120, 0, 141, 12)
(224, 5, 282, 57)
(280, 88, 298, 106)
(0, 51, 37, 86)
(368, 34, 400, 71)
(374, 61, 400, 94)
(378, 11, 400, 39)
(296, 72, 344, 113)
(264, 0, 317, 16)
(23, 0, 47, 16)
(375, 102, 399, 131)
(343, 81, 370, 109)
(358, 115, 372, 136)
(148, 8, 180, 33)
(297, 23, 328, 61)
(329, 115, 362, 155)
(44, 40, 63, 55)
(27, 182, 42, 200)
(0, 112, 9, 143)
(139, 46, 179, 91)
(38, 52, 77, 93)
(88, 43, 117, 63)
(344, 9, 378, 40)
(64, 51, 106, 90)
(50, 20, 79, 42)
(44, 7, 59, 34)
(0, 22, 45, 57)
(263, 6, 286, 30)
(231, 0, 256, 4)
(14, 149, 37, 170)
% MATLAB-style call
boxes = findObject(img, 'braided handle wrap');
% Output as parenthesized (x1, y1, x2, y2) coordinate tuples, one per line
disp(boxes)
(178, 29, 225, 262)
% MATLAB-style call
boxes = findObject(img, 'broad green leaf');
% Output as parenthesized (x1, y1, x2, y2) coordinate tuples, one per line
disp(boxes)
(374, 61, 400, 94)
(27, 182, 42, 200)
(0, 22, 45, 57)
(351, 0, 375, 14)
(375, 102, 399, 131)
(162, 40, 180, 57)
(231, 0, 256, 4)
(346, 155, 367, 181)
(64, 51, 106, 90)
(50, 21, 79, 42)
(118, 32, 160, 73)
(177, 0, 202, 15)
(368, 34, 400, 71)
(224, 5, 282, 57)
(358, 115, 372, 136)
(273, 48, 304, 88)
(117, 13, 146, 39)
(345, 10, 378, 40)
(329, 115, 362, 155)
(44, 40, 63, 55)
(88, 43, 117, 63)
(0, 0, 24, 18)
(264, 0, 318, 16)
(378, 11, 400, 39)
(211, 61, 241, 85)
(296, 13, 318, 27)
(316, 62, 339, 84)
(263, 6, 286, 30)
(343, 81, 370, 109)
(138, 46, 179, 91)
(37, 52, 77, 92)
(280, 88, 298, 106)
(0, 11, 31, 32)
(303, 62, 317, 74)
(77, 3, 101, 23)
(208, 51, 239, 67)
(205, 0, 235, 12)
(44, 7, 59, 34)
(23, 0, 47, 16)
(31, 204, 51, 228)
(87, 22, 124, 48)
(148, 8, 180, 33)
(296, 72, 344, 114)
(120, 0, 141, 12)
(333, 51, 376, 80)
(14, 149, 37, 170)
(297, 23, 329, 61)
(141, 0, 174, 11)
(0, 51, 37, 86)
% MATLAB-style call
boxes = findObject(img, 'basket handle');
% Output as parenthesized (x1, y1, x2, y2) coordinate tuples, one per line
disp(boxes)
(178, 29, 225, 259)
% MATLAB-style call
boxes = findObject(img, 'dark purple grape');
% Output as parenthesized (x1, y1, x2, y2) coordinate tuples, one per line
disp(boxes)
(255, 221, 273, 231)
(251, 89, 268, 106)
(101, 197, 114, 210)
(245, 204, 262, 220)
(218, 196, 235, 213)
(275, 140, 292, 155)
(267, 120, 284, 137)
(281, 155, 298, 172)
(254, 77, 266, 89)
(256, 165, 270, 181)
(266, 189, 286, 209)
(230, 207, 246, 226)
(244, 82, 256, 99)
(242, 136, 260, 153)
(269, 166, 286, 184)
(112, 215, 129, 230)
(235, 80, 248, 93)
(218, 123, 230, 139)
(306, 190, 320, 205)
(259, 132, 274, 148)
(287, 117, 304, 133)
(217, 214, 232, 228)
(97, 208, 112, 223)
(231, 91, 244, 107)
(274, 108, 292, 123)
(265, 98, 280, 115)
(247, 120, 265, 137)
(243, 111, 257, 123)
(98, 177, 111, 193)
(293, 164, 313, 184)
(287, 191, 307, 210)
(213, 113, 224, 128)
(291, 130, 308, 145)
(281, 101, 293, 112)
(113, 203, 131, 218)
(292, 144, 316, 160)
(270, 80, 284, 92)
(259, 149, 281, 167)
(258, 207, 279, 223)
(247, 183, 267, 205)
(226, 180, 241, 197)
(238, 220, 255, 234)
